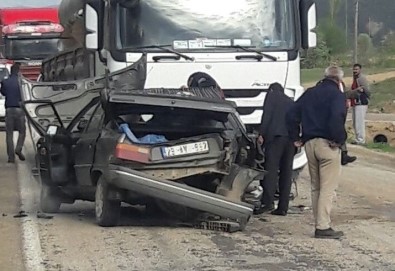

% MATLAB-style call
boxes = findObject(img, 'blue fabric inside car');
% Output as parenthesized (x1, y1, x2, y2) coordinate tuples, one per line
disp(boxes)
(119, 123, 168, 144)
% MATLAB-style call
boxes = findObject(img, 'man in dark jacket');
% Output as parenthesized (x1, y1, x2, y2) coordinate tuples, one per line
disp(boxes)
(317, 79, 356, 166)
(255, 82, 295, 216)
(287, 66, 346, 239)
(0, 64, 26, 163)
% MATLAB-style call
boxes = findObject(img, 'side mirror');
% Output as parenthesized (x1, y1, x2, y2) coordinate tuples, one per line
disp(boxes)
(85, 4, 99, 50)
(300, 0, 317, 49)
(78, 118, 88, 131)
(84, 0, 104, 51)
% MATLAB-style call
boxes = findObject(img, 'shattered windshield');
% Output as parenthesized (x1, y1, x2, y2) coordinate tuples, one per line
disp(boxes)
(116, 0, 295, 51)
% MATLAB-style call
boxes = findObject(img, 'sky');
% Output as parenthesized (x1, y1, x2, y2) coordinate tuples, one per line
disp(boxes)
(0, 0, 61, 8)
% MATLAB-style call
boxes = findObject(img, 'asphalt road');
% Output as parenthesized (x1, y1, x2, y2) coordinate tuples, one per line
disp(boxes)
(351, 113, 395, 122)
(0, 133, 394, 271)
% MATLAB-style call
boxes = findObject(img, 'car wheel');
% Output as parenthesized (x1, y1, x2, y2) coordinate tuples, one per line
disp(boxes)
(40, 185, 61, 213)
(95, 176, 121, 227)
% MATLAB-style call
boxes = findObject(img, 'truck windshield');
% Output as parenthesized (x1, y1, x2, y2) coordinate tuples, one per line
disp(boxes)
(116, 0, 295, 52)
(4, 38, 59, 60)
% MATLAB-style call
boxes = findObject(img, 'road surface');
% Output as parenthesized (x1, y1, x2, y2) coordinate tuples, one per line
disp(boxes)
(361, 113, 395, 122)
(0, 133, 394, 271)
(303, 70, 395, 89)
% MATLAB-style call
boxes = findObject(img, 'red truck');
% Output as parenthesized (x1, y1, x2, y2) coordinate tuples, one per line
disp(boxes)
(0, 8, 63, 80)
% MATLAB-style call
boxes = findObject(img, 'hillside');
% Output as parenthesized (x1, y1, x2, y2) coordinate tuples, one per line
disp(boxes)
(315, 0, 395, 44)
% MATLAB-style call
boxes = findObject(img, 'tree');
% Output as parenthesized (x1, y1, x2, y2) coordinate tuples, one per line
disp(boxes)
(319, 20, 348, 55)
(357, 33, 374, 64)
(302, 30, 330, 69)
(329, 0, 342, 24)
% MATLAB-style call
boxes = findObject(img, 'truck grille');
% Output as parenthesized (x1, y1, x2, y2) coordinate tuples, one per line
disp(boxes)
(223, 89, 267, 98)
(19, 65, 41, 81)
(236, 108, 260, 115)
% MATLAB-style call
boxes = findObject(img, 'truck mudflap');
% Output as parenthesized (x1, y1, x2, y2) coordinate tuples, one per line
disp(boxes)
(106, 165, 254, 223)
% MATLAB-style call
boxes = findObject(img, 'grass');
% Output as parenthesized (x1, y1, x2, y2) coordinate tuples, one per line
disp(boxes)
(369, 77, 395, 113)
(301, 67, 395, 85)
(364, 143, 395, 153)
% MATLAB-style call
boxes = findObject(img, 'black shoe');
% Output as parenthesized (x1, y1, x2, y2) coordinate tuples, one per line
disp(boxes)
(253, 204, 274, 215)
(7, 159, 15, 163)
(346, 155, 357, 164)
(271, 209, 287, 216)
(341, 152, 357, 166)
(15, 152, 26, 161)
(315, 228, 344, 239)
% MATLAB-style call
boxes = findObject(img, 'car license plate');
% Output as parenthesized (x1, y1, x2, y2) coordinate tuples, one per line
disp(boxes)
(162, 141, 209, 158)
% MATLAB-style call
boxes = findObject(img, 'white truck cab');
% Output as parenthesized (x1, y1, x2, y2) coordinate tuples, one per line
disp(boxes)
(41, 0, 317, 176)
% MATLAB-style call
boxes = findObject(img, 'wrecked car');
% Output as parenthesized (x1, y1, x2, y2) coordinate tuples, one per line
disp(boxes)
(21, 58, 264, 230)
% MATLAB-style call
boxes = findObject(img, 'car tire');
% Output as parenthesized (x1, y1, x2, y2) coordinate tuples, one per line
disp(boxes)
(40, 185, 61, 213)
(95, 176, 121, 227)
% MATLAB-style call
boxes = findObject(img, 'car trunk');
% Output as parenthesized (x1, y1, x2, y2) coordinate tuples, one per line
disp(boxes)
(100, 90, 263, 211)
(105, 91, 243, 177)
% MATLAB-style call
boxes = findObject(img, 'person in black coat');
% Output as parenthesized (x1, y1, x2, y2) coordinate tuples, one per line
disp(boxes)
(0, 64, 26, 163)
(255, 83, 295, 216)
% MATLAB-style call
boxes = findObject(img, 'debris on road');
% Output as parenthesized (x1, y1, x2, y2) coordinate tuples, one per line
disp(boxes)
(37, 212, 54, 219)
(13, 210, 28, 218)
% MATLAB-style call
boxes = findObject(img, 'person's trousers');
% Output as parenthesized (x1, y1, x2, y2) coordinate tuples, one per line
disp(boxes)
(340, 143, 347, 152)
(305, 138, 341, 230)
(352, 105, 368, 144)
(5, 108, 26, 161)
(261, 136, 295, 211)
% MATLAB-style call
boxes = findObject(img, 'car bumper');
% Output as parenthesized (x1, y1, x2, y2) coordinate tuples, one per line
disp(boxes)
(105, 165, 253, 222)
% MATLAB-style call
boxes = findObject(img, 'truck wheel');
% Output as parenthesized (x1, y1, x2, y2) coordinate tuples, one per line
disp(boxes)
(95, 176, 121, 227)
(40, 185, 61, 213)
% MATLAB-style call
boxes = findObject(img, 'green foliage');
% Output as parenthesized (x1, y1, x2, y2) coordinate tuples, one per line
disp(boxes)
(365, 143, 395, 153)
(329, 0, 342, 23)
(380, 32, 395, 55)
(357, 34, 375, 64)
(302, 19, 349, 69)
(368, 77, 395, 113)
(301, 30, 330, 69)
(319, 20, 348, 55)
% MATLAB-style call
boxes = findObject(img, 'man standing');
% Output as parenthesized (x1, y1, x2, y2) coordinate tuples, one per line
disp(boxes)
(255, 83, 295, 216)
(287, 66, 346, 239)
(349, 64, 370, 145)
(339, 80, 357, 166)
(315, 78, 356, 166)
(0, 64, 26, 163)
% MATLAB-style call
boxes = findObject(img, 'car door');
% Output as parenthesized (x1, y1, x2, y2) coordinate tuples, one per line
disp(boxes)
(72, 104, 104, 186)
(20, 77, 104, 134)
(20, 77, 103, 187)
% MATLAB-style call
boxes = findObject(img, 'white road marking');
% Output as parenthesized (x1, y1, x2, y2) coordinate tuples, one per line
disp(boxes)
(17, 133, 44, 271)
